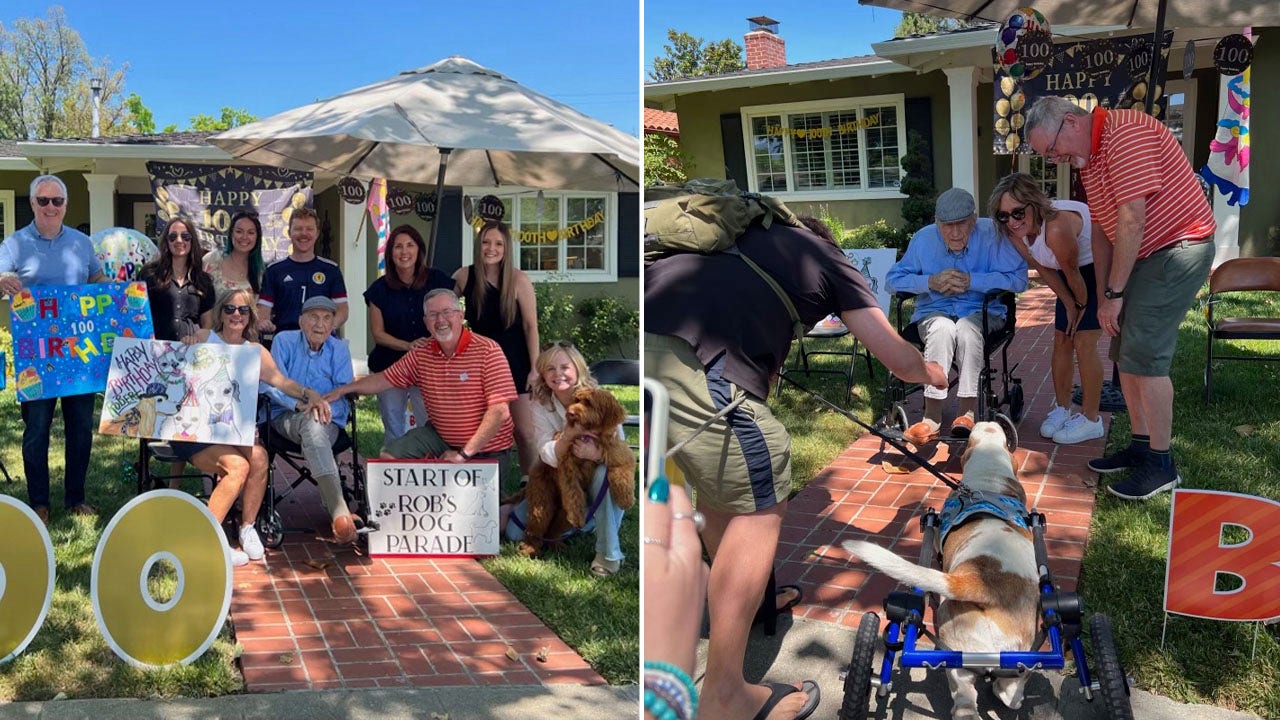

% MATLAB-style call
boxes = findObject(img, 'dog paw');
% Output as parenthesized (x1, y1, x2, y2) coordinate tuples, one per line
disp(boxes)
(517, 542, 539, 558)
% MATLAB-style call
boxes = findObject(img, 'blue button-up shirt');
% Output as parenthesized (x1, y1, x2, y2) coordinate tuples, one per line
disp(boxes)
(0, 222, 103, 286)
(263, 330, 355, 427)
(886, 218, 1028, 322)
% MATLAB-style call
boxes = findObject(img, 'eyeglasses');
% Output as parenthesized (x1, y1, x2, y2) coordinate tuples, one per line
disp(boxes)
(1043, 116, 1067, 159)
(222, 305, 252, 315)
(167, 232, 194, 242)
(425, 308, 461, 321)
(35, 196, 65, 207)
(994, 204, 1031, 224)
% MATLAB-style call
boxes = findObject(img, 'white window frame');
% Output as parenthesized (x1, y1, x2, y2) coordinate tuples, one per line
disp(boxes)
(459, 187, 617, 283)
(741, 94, 909, 202)
(1017, 155, 1071, 198)
(0, 190, 13, 241)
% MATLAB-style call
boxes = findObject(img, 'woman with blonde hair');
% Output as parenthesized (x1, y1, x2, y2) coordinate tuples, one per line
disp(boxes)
(453, 221, 540, 481)
(989, 173, 1105, 444)
(500, 341, 627, 576)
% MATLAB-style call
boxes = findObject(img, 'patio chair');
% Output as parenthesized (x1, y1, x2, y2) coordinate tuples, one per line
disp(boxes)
(1204, 257, 1280, 402)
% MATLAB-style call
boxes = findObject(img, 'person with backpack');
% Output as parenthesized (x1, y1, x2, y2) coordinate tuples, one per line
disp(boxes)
(645, 183, 946, 720)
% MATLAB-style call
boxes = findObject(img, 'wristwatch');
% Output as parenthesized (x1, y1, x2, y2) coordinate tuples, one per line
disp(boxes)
(458, 449, 473, 460)
(1103, 286, 1125, 300)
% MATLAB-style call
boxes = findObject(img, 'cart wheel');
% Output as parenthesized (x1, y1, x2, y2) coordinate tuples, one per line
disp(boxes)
(993, 412, 1019, 451)
(891, 403, 910, 433)
(1008, 380, 1026, 423)
(839, 611, 880, 720)
(256, 509, 285, 549)
(1090, 614, 1133, 720)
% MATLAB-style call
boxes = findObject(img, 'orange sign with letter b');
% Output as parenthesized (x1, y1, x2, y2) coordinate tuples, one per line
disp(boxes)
(1165, 489, 1280, 622)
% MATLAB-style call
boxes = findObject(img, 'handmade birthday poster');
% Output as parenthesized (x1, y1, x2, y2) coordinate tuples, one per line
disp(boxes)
(98, 338, 260, 447)
(10, 282, 155, 401)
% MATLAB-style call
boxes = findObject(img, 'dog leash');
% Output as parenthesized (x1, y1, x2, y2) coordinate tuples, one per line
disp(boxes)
(507, 479, 613, 544)
(774, 373, 970, 496)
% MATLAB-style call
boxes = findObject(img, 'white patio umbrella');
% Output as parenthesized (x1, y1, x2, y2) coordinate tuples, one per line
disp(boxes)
(210, 56, 639, 261)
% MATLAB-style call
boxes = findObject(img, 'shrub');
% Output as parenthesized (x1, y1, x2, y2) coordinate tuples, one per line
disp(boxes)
(842, 219, 908, 252)
(534, 279, 639, 362)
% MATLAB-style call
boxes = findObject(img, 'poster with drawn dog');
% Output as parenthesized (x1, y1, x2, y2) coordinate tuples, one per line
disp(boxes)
(98, 338, 260, 447)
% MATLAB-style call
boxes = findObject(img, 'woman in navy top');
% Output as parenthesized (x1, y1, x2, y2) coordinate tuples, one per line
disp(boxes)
(364, 225, 453, 439)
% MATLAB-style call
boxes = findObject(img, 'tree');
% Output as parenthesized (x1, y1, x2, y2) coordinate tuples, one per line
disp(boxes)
(899, 130, 936, 235)
(124, 93, 155, 134)
(649, 29, 744, 82)
(0, 6, 132, 138)
(893, 11, 969, 38)
(644, 133, 693, 185)
(188, 107, 257, 132)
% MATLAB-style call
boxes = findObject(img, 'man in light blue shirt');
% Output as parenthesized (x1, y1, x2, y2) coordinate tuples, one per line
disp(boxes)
(0, 174, 108, 524)
(262, 296, 358, 543)
(887, 188, 1028, 444)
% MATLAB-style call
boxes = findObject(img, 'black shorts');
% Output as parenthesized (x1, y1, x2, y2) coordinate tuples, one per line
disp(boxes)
(1054, 263, 1100, 333)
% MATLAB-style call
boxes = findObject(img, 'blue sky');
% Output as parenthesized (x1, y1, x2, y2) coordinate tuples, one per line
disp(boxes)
(6, 1, 640, 135)
(644, 2, 906, 80)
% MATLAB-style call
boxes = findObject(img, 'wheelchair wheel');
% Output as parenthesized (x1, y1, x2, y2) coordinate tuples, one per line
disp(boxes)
(839, 611, 879, 720)
(993, 411, 1019, 451)
(256, 508, 285, 550)
(1090, 614, 1133, 720)
(1007, 379, 1026, 423)
(885, 403, 909, 433)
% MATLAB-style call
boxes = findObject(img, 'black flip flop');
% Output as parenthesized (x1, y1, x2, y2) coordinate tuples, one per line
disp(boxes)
(775, 584, 803, 613)
(750, 680, 821, 720)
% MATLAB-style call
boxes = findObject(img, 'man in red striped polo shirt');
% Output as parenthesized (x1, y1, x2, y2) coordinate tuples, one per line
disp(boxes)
(1026, 96, 1215, 501)
(326, 288, 518, 484)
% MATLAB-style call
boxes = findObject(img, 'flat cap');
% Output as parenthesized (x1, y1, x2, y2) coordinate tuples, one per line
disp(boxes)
(935, 188, 977, 223)
(301, 296, 338, 314)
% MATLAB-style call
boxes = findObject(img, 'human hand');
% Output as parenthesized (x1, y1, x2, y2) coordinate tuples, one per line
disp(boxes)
(928, 270, 954, 294)
(409, 337, 429, 349)
(923, 360, 948, 389)
(441, 449, 467, 463)
(642, 478, 707, 679)
(527, 369, 540, 390)
(257, 317, 275, 333)
(946, 270, 970, 294)
(1064, 304, 1082, 337)
(1098, 297, 1123, 337)
(306, 396, 332, 424)
(180, 333, 199, 346)
(571, 435, 603, 462)
(0, 274, 22, 296)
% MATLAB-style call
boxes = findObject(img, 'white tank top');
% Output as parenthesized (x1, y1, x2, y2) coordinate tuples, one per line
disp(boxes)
(1025, 199, 1093, 270)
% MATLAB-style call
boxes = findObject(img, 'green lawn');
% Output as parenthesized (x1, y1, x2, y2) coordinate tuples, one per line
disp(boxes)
(770, 291, 1280, 718)
(0, 386, 639, 700)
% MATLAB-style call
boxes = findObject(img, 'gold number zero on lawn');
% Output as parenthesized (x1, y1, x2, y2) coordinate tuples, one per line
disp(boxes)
(91, 490, 232, 667)
(0, 495, 55, 663)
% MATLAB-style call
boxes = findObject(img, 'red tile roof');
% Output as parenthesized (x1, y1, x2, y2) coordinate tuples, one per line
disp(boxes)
(644, 108, 679, 137)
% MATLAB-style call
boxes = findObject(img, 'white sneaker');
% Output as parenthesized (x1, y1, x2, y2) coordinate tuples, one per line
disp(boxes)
(239, 524, 265, 560)
(230, 549, 250, 567)
(1052, 413, 1105, 445)
(1040, 403, 1071, 438)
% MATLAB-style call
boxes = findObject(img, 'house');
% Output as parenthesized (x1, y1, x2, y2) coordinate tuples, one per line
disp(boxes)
(645, 16, 1277, 260)
(0, 134, 639, 365)
(644, 108, 680, 138)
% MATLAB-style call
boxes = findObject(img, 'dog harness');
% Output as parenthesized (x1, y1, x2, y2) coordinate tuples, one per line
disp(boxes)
(937, 490, 1030, 546)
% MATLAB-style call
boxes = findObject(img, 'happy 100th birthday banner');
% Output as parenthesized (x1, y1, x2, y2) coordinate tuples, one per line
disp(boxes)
(10, 282, 155, 401)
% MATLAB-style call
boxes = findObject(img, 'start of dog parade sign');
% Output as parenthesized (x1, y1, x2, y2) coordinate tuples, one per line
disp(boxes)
(0, 491, 232, 668)
(9, 282, 155, 401)
(365, 460, 501, 557)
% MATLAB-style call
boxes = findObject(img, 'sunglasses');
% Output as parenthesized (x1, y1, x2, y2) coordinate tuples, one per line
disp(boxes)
(222, 304, 252, 316)
(541, 340, 577, 352)
(167, 231, 194, 242)
(35, 196, 65, 207)
(994, 204, 1030, 224)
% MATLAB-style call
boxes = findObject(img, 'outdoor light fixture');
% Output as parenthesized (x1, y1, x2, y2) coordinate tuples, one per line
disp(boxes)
(90, 76, 104, 138)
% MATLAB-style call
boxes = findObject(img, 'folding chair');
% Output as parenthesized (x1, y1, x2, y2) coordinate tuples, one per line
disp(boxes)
(774, 316, 875, 407)
(1204, 257, 1280, 402)
(258, 393, 367, 546)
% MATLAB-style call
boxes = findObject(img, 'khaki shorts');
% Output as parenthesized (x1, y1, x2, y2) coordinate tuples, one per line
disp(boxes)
(644, 333, 791, 514)
(1111, 240, 1214, 376)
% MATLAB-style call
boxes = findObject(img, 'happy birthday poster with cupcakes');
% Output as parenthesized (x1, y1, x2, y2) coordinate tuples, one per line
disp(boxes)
(10, 282, 155, 401)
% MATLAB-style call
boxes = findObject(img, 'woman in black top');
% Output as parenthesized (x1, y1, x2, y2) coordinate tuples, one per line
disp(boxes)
(140, 215, 216, 341)
(364, 225, 452, 439)
(453, 221, 540, 480)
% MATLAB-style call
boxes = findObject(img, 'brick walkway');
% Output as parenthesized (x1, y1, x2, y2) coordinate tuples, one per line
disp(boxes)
(775, 284, 1111, 629)
(227, 466, 601, 692)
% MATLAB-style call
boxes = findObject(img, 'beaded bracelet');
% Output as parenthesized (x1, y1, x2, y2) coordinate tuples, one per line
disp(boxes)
(643, 688, 679, 720)
(646, 675, 691, 719)
(643, 661, 698, 719)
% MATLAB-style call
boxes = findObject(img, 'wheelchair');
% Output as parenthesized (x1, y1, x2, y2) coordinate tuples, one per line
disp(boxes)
(257, 393, 369, 548)
(875, 289, 1025, 450)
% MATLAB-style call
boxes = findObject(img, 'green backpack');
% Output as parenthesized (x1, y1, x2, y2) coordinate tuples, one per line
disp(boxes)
(644, 179, 808, 343)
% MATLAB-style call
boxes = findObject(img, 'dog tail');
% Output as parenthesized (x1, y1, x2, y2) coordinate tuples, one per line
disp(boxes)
(843, 540, 997, 605)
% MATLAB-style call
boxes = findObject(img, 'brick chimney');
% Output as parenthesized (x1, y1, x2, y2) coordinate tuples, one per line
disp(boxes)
(745, 16, 786, 70)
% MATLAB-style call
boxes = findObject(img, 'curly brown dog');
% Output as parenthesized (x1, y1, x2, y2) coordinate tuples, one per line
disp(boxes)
(517, 387, 636, 556)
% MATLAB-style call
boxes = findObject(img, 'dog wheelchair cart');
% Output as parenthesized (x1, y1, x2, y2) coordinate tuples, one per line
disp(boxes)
(839, 507, 1132, 719)
(876, 289, 1025, 450)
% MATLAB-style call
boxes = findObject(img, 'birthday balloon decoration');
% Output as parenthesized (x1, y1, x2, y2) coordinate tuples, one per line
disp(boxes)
(996, 7, 1053, 81)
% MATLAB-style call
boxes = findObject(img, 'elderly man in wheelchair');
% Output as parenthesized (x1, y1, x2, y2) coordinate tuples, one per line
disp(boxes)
(261, 296, 359, 543)
(886, 188, 1028, 446)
